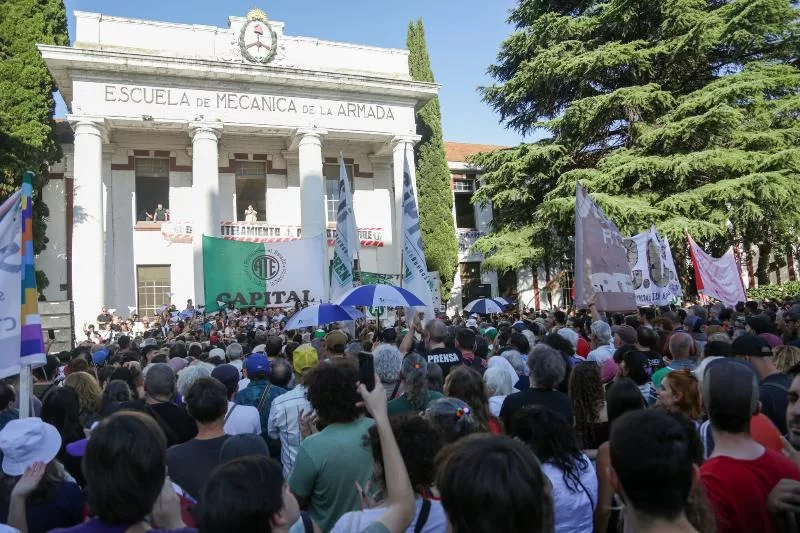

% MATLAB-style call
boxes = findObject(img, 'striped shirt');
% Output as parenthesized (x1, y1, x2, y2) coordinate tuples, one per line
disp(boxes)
(267, 384, 311, 478)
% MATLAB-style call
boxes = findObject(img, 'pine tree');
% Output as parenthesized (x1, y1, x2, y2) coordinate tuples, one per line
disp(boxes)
(406, 19, 459, 298)
(0, 0, 69, 292)
(473, 0, 800, 284)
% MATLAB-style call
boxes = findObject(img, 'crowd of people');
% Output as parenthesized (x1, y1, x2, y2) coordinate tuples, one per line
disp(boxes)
(1, 297, 800, 532)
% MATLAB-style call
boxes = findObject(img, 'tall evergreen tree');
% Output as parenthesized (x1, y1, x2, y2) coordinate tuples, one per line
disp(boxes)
(473, 0, 800, 285)
(0, 0, 69, 292)
(407, 19, 459, 299)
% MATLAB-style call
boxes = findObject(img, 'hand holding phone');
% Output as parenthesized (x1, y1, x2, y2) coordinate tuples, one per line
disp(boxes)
(358, 351, 375, 392)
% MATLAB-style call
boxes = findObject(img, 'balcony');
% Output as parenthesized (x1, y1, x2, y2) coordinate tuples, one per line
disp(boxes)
(157, 221, 385, 247)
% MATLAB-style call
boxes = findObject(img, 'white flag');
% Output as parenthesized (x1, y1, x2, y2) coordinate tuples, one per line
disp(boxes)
(625, 226, 683, 306)
(688, 234, 746, 307)
(401, 148, 435, 320)
(0, 191, 23, 378)
(330, 157, 359, 302)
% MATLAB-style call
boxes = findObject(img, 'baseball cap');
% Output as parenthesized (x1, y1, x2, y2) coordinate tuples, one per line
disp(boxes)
(211, 364, 241, 391)
(313, 329, 326, 339)
(466, 319, 478, 329)
(613, 325, 637, 346)
(745, 315, 773, 335)
(92, 349, 109, 366)
(245, 353, 269, 377)
(731, 333, 772, 358)
(511, 320, 526, 331)
(481, 326, 498, 341)
(0, 418, 62, 476)
(702, 359, 759, 421)
(292, 344, 319, 374)
(325, 330, 348, 353)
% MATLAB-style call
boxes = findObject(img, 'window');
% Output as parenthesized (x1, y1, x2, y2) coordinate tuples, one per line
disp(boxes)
(498, 270, 518, 299)
(454, 178, 476, 229)
(324, 162, 354, 224)
(135, 158, 169, 221)
(460, 262, 481, 285)
(235, 161, 267, 222)
(136, 265, 170, 317)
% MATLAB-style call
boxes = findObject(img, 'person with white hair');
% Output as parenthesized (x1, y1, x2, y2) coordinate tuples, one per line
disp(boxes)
(587, 321, 615, 365)
(556, 327, 579, 356)
(502, 349, 528, 390)
(176, 362, 214, 401)
(225, 342, 244, 372)
(484, 366, 514, 417)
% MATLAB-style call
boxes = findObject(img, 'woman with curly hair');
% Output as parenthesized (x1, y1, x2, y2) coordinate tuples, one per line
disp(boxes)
(444, 365, 501, 434)
(774, 345, 800, 374)
(331, 416, 447, 532)
(388, 354, 442, 416)
(511, 405, 597, 533)
(569, 362, 608, 451)
(64, 372, 102, 428)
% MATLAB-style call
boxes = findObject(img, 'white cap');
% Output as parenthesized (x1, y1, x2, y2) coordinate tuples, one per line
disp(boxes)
(0, 418, 61, 476)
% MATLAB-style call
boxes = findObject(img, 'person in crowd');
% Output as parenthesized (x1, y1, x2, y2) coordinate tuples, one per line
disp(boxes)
(226, 342, 244, 373)
(288, 358, 375, 532)
(656, 369, 703, 423)
(609, 409, 701, 533)
(700, 358, 800, 532)
(500, 344, 570, 430)
(426, 362, 444, 394)
(32, 356, 60, 401)
(424, 397, 481, 445)
(0, 418, 84, 532)
(587, 321, 615, 367)
(651, 332, 698, 390)
(268, 344, 317, 479)
(0, 382, 19, 432)
(269, 358, 293, 389)
(142, 363, 197, 446)
(373, 343, 403, 401)
(512, 405, 597, 533)
(731, 333, 792, 434)
(176, 363, 213, 399)
(323, 330, 348, 360)
(101, 379, 132, 409)
(435, 434, 554, 533)
(401, 317, 462, 377)
(166, 376, 231, 501)
(63, 372, 102, 428)
(636, 326, 663, 375)
(51, 411, 188, 532)
(569, 361, 608, 451)
(332, 415, 447, 533)
(594, 378, 647, 533)
(774, 345, 800, 374)
(501, 349, 529, 390)
(244, 204, 258, 223)
(483, 365, 513, 418)
(454, 327, 485, 375)
(151, 202, 169, 222)
(617, 349, 655, 405)
(388, 354, 443, 416)
(210, 364, 261, 436)
(785, 363, 800, 450)
(40, 387, 86, 487)
(235, 353, 287, 442)
(444, 365, 500, 434)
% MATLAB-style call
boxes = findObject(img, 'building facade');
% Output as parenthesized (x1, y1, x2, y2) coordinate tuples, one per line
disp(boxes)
(38, 9, 437, 332)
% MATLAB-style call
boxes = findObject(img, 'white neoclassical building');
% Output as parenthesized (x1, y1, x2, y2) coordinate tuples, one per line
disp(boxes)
(38, 8, 437, 331)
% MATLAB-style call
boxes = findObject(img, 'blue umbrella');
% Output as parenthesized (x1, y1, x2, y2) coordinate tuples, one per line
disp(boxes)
(284, 303, 365, 330)
(493, 297, 513, 308)
(336, 284, 425, 308)
(464, 298, 504, 314)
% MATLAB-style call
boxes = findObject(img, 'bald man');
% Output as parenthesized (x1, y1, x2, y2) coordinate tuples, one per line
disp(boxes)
(650, 332, 698, 402)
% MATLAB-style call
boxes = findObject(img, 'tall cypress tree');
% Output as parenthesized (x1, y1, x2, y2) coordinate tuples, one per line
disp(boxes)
(0, 0, 69, 293)
(407, 19, 459, 299)
(472, 0, 800, 284)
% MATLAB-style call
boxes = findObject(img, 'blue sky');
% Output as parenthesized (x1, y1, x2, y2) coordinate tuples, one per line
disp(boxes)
(54, 0, 531, 147)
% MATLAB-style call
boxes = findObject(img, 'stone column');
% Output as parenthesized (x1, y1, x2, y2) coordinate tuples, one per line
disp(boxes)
(189, 123, 222, 304)
(296, 129, 327, 239)
(70, 118, 106, 335)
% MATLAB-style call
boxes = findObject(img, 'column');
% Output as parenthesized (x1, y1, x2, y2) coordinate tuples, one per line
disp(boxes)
(102, 145, 115, 309)
(70, 118, 106, 336)
(296, 129, 327, 239)
(190, 123, 222, 304)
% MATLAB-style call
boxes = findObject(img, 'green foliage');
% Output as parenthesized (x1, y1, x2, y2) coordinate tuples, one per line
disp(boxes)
(746, 280, 800, 302)
(474, 0, 800, 278)
(407, 19, 459, 299)
(0, 0, 68, 292)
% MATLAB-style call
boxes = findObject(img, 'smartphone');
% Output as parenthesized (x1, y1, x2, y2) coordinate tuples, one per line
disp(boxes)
(358, 351, 375, 392)
(47, 329, 55, 340)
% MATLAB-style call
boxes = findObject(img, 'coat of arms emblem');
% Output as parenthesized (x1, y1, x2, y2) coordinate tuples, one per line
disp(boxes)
(239, 8, 277, 64)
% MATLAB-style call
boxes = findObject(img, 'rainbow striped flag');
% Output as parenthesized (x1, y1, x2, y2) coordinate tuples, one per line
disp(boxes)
(0, 172, 44, 378)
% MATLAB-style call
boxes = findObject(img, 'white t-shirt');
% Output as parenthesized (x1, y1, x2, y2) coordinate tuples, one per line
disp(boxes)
(541, 455, 597, 533)
(331, 497, 447, 533)
(587, 344, 615, 366)
(224, 401, 261, 436)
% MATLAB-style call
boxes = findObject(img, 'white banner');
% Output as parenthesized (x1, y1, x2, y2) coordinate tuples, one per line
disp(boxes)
(401, 149, 435, 320)
(0, 191, 23, 378)
(625, 227, 683, 306)
(330, 157, 359, 302)
(688, 235, 746, 307)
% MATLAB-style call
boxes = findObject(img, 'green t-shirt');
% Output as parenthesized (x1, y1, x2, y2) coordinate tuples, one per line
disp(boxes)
(387, 390, 443, 417)
(288, 416, 375, 532)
